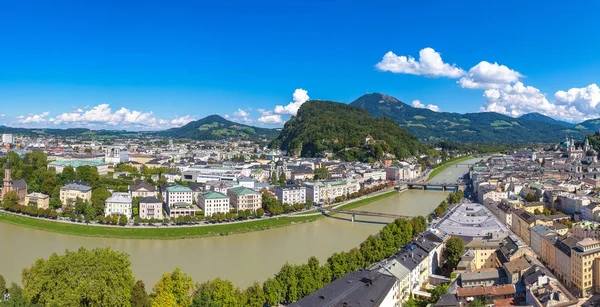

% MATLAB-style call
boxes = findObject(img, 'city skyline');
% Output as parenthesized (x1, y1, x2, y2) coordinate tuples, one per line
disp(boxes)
(1, 1, 600, 129)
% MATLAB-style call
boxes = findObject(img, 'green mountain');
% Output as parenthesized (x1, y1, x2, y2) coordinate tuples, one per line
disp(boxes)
(350, 93, 590, 143)
(518, 112, 575, 128)
(158, 115, 279, 140)
(578, 118, 600, 132)
(271, 100, 427, 161)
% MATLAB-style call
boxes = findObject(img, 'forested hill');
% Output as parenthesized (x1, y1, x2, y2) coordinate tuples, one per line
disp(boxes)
(350, 93, 590, 143)
(156, 115, 279, 140)
(270, 100, 427, 162)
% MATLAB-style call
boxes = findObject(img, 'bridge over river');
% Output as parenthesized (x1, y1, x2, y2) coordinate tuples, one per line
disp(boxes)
(401, 182, 465, 191)
(319, 208, 412, 222)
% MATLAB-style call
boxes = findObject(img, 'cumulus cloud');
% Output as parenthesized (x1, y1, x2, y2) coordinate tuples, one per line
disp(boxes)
(19, 111, 50, 124)
(257, 109, 283, 124)
(232, 108, 253, 123)
(375, 48, 465, 78)
(411, 100, 440, 112)
(479, 82, 589, 122)
(554, 84, 600, 115)
(19, 104, 194, 129)
(274, 89, 310, 115)
(458, 61, 522, 89)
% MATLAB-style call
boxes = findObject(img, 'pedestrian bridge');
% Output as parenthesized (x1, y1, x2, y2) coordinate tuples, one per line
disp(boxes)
(404, 182, 463, 191)
(319, 208, 412, 222)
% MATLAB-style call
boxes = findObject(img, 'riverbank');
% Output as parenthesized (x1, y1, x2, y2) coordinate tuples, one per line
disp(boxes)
(427, 155, 474, 181)
(0, 191, 398, 239)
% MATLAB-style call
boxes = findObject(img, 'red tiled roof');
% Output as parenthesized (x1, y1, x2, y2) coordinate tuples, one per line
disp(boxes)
(457, 285, 516, 297)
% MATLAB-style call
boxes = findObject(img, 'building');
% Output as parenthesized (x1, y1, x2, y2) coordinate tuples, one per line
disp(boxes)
(59, 181, 92, 206)
(554, 236, 577, 287)
(290, 270, 398, 307)
(377, 258, 411, 303)
(465, 237, 502, 269)
(2, 159, 27, 203)
(571, 238, 600, 296)
(227, 186, 261, 212)
(24, 193, 49, 210)
(198, 191, 230, 217)
(304, 180, 360, 204)
(511, 209, 537, 245)
(104, 146, 129, 165)
(460, 268, 507, 287)
(104, 192, 132, 219)
(274, 185, 306, 205)
(529, 225, 558, 257)
(434, 203, 511, 240)
(165, 171, 181, 183)
(164, 185, 193, 208)
(385, 162, 421, 182)
(139, 197, 164, 220)
(2, 134, 13, 144)
(129, 181, 157, 198)
(48, 160, 109, 175)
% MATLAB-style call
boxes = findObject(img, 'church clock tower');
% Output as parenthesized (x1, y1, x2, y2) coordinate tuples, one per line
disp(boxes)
(2, 158, 11, 199)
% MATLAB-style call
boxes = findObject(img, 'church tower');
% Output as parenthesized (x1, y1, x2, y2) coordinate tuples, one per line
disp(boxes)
(2, 158, 12, 199)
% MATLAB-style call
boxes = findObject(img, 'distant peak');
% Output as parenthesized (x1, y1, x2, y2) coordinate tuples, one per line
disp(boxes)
(351, 93, 404, 106)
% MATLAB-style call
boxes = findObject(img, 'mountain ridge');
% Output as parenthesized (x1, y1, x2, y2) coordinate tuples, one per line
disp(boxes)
(349, 93, 591, 143)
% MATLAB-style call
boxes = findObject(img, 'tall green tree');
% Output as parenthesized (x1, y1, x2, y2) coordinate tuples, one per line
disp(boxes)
(444, 237, 465, 271)
(60, 166, 76, 183)
(2, 191, 19, 210)
(279, 172, 287, 186)
(151, 268, 193, 307)
(270, 171, 278, 186)
(262, 278, 281, 306)
(0, 274, 5, 299)
(276, 263, 298, 303)
(76, 165, 100, 187)
(192, 278, 241, 307)
(91, 187, 111, 216)
(131, 280, 151, 307)
(242, 282, 265, 307)
(21, 247, 135, 306)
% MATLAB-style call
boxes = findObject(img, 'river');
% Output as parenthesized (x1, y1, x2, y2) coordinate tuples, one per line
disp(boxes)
(0, 157, 480, 288)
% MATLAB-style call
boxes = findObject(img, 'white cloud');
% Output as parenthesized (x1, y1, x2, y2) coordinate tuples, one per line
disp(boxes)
(411, 100, 440, 112)
(19, 111, 50, 124)
(458, 61, 522, 89)
(554, 84, 600, 115)
(233, 109, 250, 118)
(479, 82, 589, 122)
(232, 108, 253, 123)
(257, 109, 283, 124)
(19, 104, 194, 129)
(375, 47, 465, 78)
(274, 88, 310, 115)
(224, 114, 230, 119)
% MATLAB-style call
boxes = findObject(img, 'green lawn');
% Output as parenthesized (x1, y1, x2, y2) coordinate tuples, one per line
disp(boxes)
(0, 212, 320, 240)
(427, 155, 473, 181)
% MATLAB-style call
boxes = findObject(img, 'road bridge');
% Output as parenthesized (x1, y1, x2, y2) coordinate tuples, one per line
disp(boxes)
(319, 208, 411, 222)
(404, 182, 463, 191)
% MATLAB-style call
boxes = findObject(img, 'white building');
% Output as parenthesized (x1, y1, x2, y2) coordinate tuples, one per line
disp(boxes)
(104, 146, 129, 165)
(385, 162, 421, 182)
(139, 197, 164, 220)
(198, 191, 230, 217)
(2, 134, 13, 144)
(104, 192, 133, 219)
(164, 185, 193, 207)
(275, 185, 306, 205)
(304, 180, 360, 204)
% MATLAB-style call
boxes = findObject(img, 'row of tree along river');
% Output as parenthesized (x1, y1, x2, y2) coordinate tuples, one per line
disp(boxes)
(0, 158, 479, 288)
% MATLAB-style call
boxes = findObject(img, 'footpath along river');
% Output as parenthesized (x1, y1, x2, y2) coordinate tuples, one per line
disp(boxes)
(0, 157, 482, 288)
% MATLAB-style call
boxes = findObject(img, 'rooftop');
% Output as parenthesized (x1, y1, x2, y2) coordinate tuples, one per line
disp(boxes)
(434, 203, 510, 238)
(61, 181, 92, 192)
(166, 185, 192, 193)
(228, 186, 259, 196)
(201, 191, 228, 199)
(49, 160, 107, 167)
(106, 192, 132, 203)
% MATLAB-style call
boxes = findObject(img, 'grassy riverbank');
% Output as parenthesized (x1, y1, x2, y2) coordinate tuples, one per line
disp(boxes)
(0, 212, 320, 240)
(0, 190, 397, 239)
(427, 155, 473, 181)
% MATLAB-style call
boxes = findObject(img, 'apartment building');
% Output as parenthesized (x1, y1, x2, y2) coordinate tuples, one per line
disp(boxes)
(199, 191, 230, 217)
(129, 181, 157, 198)
(571, 238, 600, 296)
(227, 186, 261, 212)
(104, 192, 132, 219)
(59, 181, 92, 206)
(274, 185, 306, 205)
(164, 185, 193, 207)
(511, 209, 537, 245)
(139, 197, 164, 220)
(24, 192, 49, 210)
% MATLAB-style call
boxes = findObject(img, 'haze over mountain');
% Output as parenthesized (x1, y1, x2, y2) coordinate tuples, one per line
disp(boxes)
(350, 93, 591, 143)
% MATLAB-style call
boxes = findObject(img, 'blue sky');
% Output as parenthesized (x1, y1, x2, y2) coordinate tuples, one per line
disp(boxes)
(1, 0, 599, 129)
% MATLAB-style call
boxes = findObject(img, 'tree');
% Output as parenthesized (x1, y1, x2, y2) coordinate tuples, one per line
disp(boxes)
(430, 283, 448, 303)
(470, 299, 486, 307)
(276, 263, 298, 303)
(151, 268, 193, 307)
(534, 209, 542, 215)
(21, 247, 135, 306)
(119, 215, 128, 226)
(2, 191, 19, 210)
(525, 193, 538, 202)
(131, 280, 151, 307)
(242, 282, 265, 307)
(2, 282, 28, 306)
(0, 274, 5, 300)
(270, 171, 278, 186)
(192, 278, 241, 307)
(279, 172, 287, 186)
(76, 165, 100, 187)
(256, 208, 265, 217)
(60, 166, 76, 183)
(314, 167, 331, 180)
(263, 278, 282, 306)
(444, 237, 465, 271)
(543, 208, 551, 216)
(91, 187, 111, 216)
